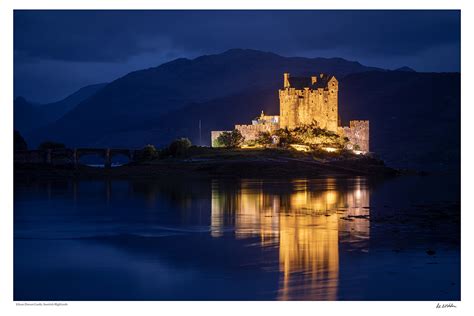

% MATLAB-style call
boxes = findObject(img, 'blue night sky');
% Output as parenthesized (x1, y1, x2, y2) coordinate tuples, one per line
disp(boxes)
(14, 10, 460, 103)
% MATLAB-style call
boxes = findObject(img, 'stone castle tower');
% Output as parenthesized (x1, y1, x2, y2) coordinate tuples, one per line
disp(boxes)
(279, 73, 339, 132)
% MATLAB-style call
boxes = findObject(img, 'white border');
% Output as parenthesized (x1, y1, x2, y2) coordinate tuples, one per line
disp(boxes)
(1, 1, 472, 316)
(0, 0, 466, 10)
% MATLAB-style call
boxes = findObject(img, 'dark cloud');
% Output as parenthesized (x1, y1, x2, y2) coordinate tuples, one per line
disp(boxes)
(14, 10, 460, 102)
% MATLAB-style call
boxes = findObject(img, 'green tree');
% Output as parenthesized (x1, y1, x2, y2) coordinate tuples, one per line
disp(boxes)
(167, 138, 192, 157)
(138, 144, 159, 161)
(216, 130, 244, 148)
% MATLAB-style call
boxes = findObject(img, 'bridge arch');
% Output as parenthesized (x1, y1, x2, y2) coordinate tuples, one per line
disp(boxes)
(108, 149, 135, 167)
(75, 148, 109, 167)
(74, 148, 136, 168)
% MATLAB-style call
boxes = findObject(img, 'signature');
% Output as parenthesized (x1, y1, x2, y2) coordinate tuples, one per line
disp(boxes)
(436, 303, 457, 308)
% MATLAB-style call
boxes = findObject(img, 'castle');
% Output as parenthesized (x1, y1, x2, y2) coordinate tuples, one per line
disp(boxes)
(211, 73, 370, 152)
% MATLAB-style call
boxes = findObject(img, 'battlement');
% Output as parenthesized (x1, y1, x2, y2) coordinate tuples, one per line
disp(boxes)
(350, 120, 370, 127)
(281, 72, 337, 91)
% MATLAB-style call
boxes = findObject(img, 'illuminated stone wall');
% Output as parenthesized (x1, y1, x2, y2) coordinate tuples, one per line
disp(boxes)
(235, 123, 278, 143)
(339, 120, 370, 152)
(279, 73, 339, 132)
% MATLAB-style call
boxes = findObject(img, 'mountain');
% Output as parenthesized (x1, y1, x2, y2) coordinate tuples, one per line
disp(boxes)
(338, 71, 459, 172)
(85, 88, 280, 148)
(14, 97, 48, 133)
(393, 66, 416, 72)
(15, 83, 107, 133)
(39, 83, 107, 119)
(26, 49, 382, 147)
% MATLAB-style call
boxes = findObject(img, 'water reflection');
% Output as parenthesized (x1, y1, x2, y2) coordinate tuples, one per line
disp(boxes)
(211, 178, 370, 300)
(14, 175, 461, 300)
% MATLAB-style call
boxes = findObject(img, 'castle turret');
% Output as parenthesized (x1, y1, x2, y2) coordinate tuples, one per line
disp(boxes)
(283, 73, 290, 89)
(326, 76, 339, 132)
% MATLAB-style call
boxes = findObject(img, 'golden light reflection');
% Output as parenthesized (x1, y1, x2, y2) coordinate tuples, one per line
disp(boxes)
(211, 178, 370, 300)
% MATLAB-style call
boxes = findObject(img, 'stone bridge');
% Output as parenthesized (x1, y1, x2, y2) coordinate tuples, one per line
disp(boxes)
(14, 148, 139, 168)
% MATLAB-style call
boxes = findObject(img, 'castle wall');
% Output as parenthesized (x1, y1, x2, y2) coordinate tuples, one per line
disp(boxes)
(235, 123, 278, 143)
(338, 120, 370, 152)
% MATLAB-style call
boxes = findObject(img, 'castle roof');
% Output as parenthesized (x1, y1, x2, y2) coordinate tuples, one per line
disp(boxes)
(288, 74, 334, 89)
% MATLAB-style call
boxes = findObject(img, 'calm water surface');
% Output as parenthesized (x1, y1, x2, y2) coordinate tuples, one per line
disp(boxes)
(14, 175, 460, 300)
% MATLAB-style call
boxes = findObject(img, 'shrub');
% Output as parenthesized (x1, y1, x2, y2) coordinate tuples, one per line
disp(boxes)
(255, 131, 273, 147)
(243, 139, 257, 147)
(167, 138, 192, 157)
(275, 123, 348, 150)
(216, 130, 244, 148)
(275, 122, 349, 150)
(133, 144, 159, 162)
(138, 144, 159, 161)
(212, 138, 223, 148)
(275, 128, 296, 148)
(38, 141, 66, 150)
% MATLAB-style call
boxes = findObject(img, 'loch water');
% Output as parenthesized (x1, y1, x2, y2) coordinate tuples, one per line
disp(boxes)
(14, 174, 460, 300)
